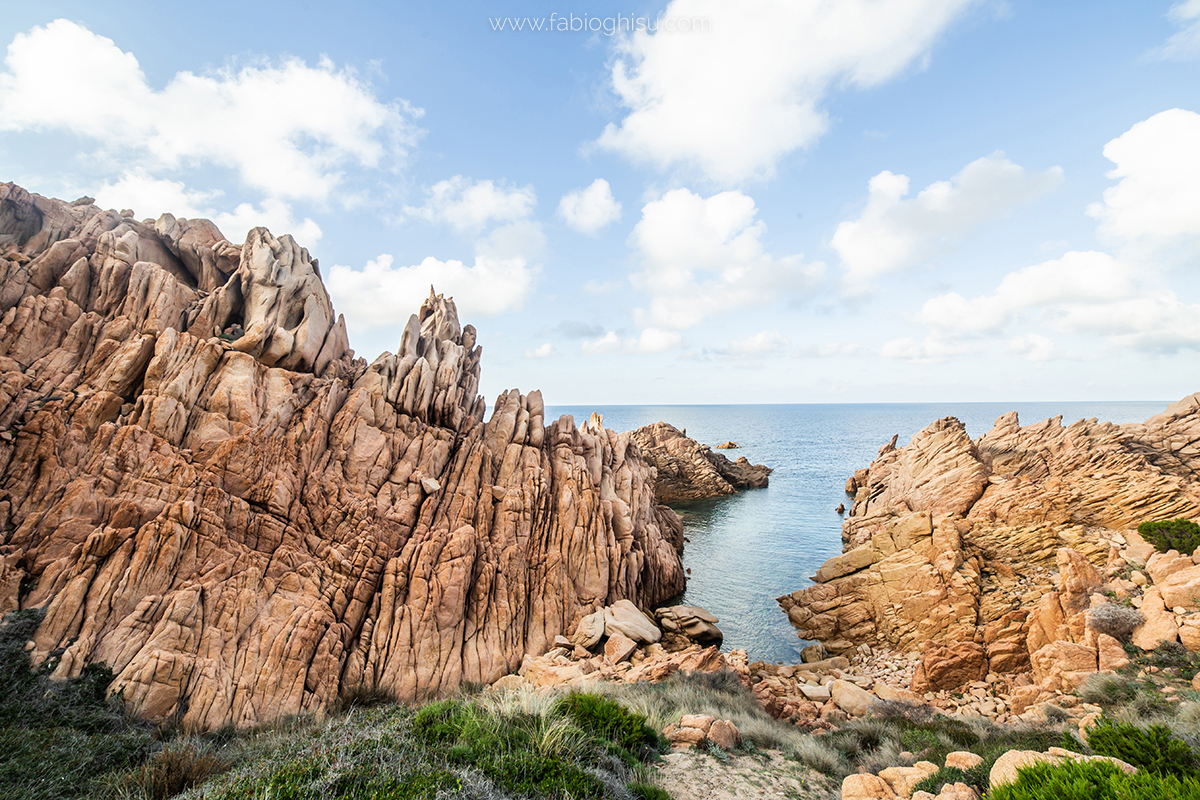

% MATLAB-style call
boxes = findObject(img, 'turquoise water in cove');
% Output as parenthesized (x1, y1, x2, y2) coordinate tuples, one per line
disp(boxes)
(545, 402, 1170, 663)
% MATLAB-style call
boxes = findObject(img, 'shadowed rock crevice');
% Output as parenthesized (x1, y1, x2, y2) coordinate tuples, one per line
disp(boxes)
(0, 184, 686, 730)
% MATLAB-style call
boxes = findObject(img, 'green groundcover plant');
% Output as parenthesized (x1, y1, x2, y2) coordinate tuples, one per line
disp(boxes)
(1138, 518, 1200, 556)
(988, 759, 1200, 800)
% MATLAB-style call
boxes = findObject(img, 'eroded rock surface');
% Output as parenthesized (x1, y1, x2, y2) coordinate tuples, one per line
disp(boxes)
(629, 422, 771, 503)
(779, 402, 1200, 677)
(0, 184, 686, 729)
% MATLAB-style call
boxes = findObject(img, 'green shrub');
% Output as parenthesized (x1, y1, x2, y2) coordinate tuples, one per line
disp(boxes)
(1087, 717, 1199, 776)
(1138, 518, 1200, 556)
(555, 692, 659, 756)
(988, 758, 1200, 800)
(629, 782, 673, 800)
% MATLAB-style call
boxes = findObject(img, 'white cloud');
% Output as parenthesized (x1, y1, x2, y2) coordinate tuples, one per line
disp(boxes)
(832, 153, 1062, 294)
(403, 176, 535, 231)
(327, 224, 541, 327)
(915, 249, 1200, 354)
(558, 179, 622, 234)
(581, 331, 622, 355)
(93, 171, 322, 244)
(918, 250, 1135, 334)
(629, 188, 823, 330)
(1086, 108, 1200, 252)
(1156, 0, 1200, 60)
(525, 343, 556, 358)
(580, 328, 683, 355)
(0, 20, 421, 201)
(1009, 333, 1055, 362)
(595, 0, 975, 184)
(727, 331, 789, 356)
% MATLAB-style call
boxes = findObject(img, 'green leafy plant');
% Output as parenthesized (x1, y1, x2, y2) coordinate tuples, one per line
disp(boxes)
(988, 758, 1200, 800)
(1087, 717, 1199, 777)
(1138, 518, 1200, 556)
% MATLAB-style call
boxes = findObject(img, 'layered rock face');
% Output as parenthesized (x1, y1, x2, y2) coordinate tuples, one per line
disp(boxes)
(0, 184, 685, 729)
(630, 422, 771, 503)
(779, 403, 1200, 672)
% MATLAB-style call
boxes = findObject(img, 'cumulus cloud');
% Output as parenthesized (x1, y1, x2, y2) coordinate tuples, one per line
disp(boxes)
(1155, 0, 1200, 60)
(326, 220, 543, 327)
(403, 176, 536, 231)
(0, 19, 421, 201)
(832, 153, 1062, 294)
(914, 250, 1200, 354)
(1086, 108, 1200, 253)
(93, 171, 322, 244)
(629, 188, 823, 330)
(524, 343, 556, 358)
(596, 0, 975, 184)
(580, 328, 683, 355)
(558, 179, 622, 234)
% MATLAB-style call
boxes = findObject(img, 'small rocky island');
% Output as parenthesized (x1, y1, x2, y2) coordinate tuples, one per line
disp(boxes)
(630, 421, 772, 503)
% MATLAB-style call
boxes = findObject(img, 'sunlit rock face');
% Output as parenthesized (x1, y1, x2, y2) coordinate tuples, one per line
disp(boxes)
(779, 400, 1200, 667)
(0, 183, 685, 729)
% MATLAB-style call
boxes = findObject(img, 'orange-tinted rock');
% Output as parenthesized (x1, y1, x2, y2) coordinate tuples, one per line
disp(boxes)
(910, 640, 987, 694)
(0, 185, 686, 729)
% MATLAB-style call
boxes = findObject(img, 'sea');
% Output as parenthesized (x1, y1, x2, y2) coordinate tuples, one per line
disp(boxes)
(545, 401, 1171, 664)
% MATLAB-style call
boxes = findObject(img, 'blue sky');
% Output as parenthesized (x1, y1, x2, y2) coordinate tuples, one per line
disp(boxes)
(2, 1, 1199, 405)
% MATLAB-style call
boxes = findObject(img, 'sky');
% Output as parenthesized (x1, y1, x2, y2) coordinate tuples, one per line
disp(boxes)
(1, 1, 1199, 405)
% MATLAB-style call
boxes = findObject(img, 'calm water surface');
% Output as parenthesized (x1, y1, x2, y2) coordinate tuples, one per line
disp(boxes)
(545, 402, 1170, 663)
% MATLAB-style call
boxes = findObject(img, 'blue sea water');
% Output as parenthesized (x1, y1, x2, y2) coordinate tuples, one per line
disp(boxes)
(545, 401, 1171, 664)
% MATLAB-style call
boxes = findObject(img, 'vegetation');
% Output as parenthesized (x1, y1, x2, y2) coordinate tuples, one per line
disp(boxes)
(1138, 518, 1200, 556)
(0, 608, 158, 799)
(0, 607, 683, 800)
(1086, 717, 1199, 777)
(988, 758, 1200, 800)
(1086, 603, 1145, 640)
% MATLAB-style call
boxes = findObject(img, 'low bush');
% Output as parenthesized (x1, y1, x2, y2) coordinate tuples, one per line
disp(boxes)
(1087, 603, 1144, 640)
(1086, 717, 1199, 777)
(1138, 518, 1200, 556)
(988, 758, 1200, 800)
(555, 692, 660, 757)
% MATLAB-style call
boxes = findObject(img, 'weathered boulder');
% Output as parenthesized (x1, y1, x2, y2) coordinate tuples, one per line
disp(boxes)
(604, 599, 662, 644)
(830, 679, 877, 716)
(910, 640, 987, 694)
(989, 749, 1135, 789)
(879, 762, 939, 797)
(656, 604, 723, 646)
(0, 185, 687, 730)
(629, 421, 771, 503)
(841, 773, 898, 800)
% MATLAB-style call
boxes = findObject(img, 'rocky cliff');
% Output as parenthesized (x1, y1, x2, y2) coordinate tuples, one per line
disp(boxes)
(630, 422, 771, 504)
(0, 183, 686, 729)
(779, 402, 1200, 671)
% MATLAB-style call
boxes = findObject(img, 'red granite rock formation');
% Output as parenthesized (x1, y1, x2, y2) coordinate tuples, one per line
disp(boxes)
(0, 183, 685, 729)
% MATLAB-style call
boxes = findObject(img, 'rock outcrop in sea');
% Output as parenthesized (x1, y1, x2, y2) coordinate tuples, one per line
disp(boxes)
(779, 401, 1200, 695)
(630, 421, 771, 503)
(0, 183, 686, 729)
